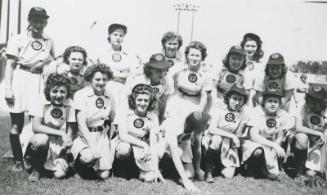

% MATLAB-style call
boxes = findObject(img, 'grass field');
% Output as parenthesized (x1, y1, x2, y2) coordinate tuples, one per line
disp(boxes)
(0, 112, 326, 195)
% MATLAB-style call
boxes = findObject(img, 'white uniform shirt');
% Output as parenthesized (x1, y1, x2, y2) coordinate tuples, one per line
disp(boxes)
(254, 72, 297, 92)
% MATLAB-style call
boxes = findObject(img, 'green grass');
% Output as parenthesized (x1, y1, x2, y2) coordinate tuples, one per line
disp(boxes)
(0, 112, 326, 195)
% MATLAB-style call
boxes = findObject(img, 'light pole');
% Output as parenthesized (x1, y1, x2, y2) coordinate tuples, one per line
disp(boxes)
(173, 3, 199, 41)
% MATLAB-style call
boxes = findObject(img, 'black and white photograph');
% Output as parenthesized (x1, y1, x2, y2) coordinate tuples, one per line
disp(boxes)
(0, 0, 326, 194)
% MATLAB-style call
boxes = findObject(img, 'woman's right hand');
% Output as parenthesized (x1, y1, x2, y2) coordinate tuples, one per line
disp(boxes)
(232, 136, 240, 148)
(5, 89, 15, 107)
(273, 144, 285, 158)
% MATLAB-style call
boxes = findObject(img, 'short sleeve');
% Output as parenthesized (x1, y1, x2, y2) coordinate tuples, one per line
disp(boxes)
(150, 112, 160, 134)
(6, 35, 19, 57)
(253, 74, 264, 92)
(280, 112, 295, 130)
(73, 90, 85, 111)
(29, 101, 44, 118)
(285, 72, 297, 90)
(246, 108, 261, 127)
(163, 77, 174, 95)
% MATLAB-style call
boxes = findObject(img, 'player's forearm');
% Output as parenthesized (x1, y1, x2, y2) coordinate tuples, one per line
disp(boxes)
(32, 118, 64, 137)
(4, 59, 16, 90)
(209, 127, 236, 140)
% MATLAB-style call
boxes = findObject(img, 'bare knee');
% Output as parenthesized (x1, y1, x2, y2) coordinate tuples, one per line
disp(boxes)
(209, 135, 222, 150)
(29, 134, 49, 151)
(116, 142, 132, 159)
(97, 170, 109, 179)
(79, 149, 94, 165)
(294, 133, 309, 150)
(54, 169, 66, 179)
(252, 147, 264, 157)
(221, 167, 235, 178)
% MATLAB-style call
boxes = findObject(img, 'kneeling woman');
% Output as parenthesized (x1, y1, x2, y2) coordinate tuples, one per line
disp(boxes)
(20, 74, 74, 182)
(113, 84, 163, 182)
(204, 84, 249, 182)
(241, 89, 294, 180)
(71, 63, 115, 179)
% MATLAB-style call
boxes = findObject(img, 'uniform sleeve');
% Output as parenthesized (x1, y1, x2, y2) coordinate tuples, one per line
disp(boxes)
(285, 72, 297, 90)
(29, 101, 44, 118)
(73, 91, 85, 111)
(243, 73, 253, 90)
(246, 108, 261, 127)
(150, 113, 160, 134)
(253, 74, 264, 92)
(6, 34, 20, 57)
(163, 76, 175, 95)
(67, 104, 76, 123)
(280, 112, 295, 130)
(128, 53, 143, 78)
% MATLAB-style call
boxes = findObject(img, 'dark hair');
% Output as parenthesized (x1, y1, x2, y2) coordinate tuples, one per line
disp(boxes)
(264, 63, 288, 79)
(143, 63, 153, 78)
(222, 52, 246, 72)
(161, 31, 183, 50)
(44, 74, 71, 101)
(223, 91, 248, 106)
(128, 92, 156, 112)
(240, 33, 264, 62)
(84, 63, 113, 82)
(63, 46, 88, 66)
(184, 41, 207, 61)
(261, 94, 281, 107)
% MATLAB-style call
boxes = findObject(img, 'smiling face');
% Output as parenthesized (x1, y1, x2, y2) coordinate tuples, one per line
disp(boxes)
(28, 17, 47, 35)
(187, 48, 202, 70)
(90, 72, 108, 95)
(228, 53, 245, 72)
(164, 39, 179, 58)
(264, 96, 281, 115)
(228, 93, 245, 111)
(243, 40, 258, 58)
(268, 64, 283, 79)
(135, 94, 151, 116)
(50, 86, 68, 106)
(68, 52, 84, 73)
(109, 29, 125, 47)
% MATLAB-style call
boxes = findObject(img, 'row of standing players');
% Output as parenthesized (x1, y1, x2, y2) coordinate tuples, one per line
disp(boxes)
(4, 6, 326, 192)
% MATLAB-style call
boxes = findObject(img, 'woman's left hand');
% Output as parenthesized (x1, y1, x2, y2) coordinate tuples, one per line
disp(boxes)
(62, 134, 73, 148)
(153, 170, 165, 183)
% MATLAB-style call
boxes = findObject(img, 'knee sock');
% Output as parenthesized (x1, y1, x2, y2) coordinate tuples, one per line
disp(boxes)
(293, 148, 307, 175)
(205, 148, 220, 173)
(10, 133, 23, 162)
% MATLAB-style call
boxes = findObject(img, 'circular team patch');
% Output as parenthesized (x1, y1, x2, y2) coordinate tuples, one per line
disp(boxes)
(272, 53, 280, 59)
(225, 113, 235, 122)
(70, 77, 78, 85)
(134, 118, 144, 128)
(167, 60, 174, 67)
(313, 86, 322, 92)
(188, 73, 197, 83)
(112, 53, 122, 62)
(155, 54, 163, 61)
(31, 40, 42, 51)
(247, 62, 254, 71)
(152, 87, 160, 95)
(95, 98, 105, 108)
(51, 108, 63, 119)
(310, 116, 321, 125)
(268, 81, 279, 90)
(266, 119, 277, 128)
(226, 74, 236, 83)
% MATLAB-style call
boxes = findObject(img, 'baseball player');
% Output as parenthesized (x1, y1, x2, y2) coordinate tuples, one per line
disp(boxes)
(71, 63, 115, 180)
(113, 84, 164, 182)
(253, 53, 296, 111)
(19, 74, 74, 182)
(161, 31, 183, 68)
(4, 6, 55, 172)
(203, 84, 249, 182)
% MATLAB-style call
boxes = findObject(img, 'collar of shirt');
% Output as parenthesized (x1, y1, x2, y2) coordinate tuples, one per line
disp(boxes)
(84, 86, 110, 98)
(26, 29, 50, 40)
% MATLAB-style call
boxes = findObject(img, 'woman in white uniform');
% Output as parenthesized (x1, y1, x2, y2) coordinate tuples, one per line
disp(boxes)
(20, 74, 74, 182)
(71, 63, 115, 180)
(203, 84, 249, 182)
(161, 31, 183, 68)
(160, 41, 210, 192)
(113, 84, 164, 182)
(4, 7, 55, 171)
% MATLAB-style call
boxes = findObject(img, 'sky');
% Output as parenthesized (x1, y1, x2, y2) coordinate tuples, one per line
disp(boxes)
(0, 0, 326, 66)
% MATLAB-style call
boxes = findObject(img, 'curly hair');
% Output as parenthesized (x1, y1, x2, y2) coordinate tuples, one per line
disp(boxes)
(240, 33, 264, 62)
(44, 74, 71, 101)
(62, 46, 88, 66)
(223, 90, 248, 106)
(128, 84, 156, 111)
(84, 63, 113, 82)
(222, 49, 247, 72)
(161, 31, 183, 50)
(184, 41, 207, 61)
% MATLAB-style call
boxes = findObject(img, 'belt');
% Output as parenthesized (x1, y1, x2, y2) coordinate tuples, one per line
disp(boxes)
(112, 76, 126, 84)
(178, 88, 200, 97)
(19, 65, 42, 74)
(88, 126, 104, 132)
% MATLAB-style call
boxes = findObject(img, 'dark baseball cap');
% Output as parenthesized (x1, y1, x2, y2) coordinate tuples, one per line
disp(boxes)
(108, 23, 127, 34)
(28, 7, 49, 19)
(228, 46, 246, 57)
(147, 53, 170, 69)
(262, 87, 284, 97)
(307, 85, 327, 100)
(267, 53, 285, 65)
(227, 83, 247, 97)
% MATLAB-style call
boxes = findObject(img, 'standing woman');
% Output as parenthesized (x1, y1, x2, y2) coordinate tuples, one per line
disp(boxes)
(4, 7, 55, 171)
(160, 41, 210, 192)
(203, 84, 249, 182)
(71, 63, 115, 179)
(45, 46, 88, 97)
(253, 53, 296, 111)
(241, 33, 264, 107)
(113, 84, 164, 182)
(161, 31, 183, 68)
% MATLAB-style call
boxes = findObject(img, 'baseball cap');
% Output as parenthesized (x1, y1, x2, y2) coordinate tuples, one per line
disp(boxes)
(267, 53, 285, 65)
(108, 23, 127, 34)
(227, 83, 247, 97)
(132, 84, 153, 96)
(28, 7, 49, 19)
(307, 85, 326, 100)
(262, 87, 284, 97)
(228, 46, 246, 57)
(147, 53, 170, 69)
